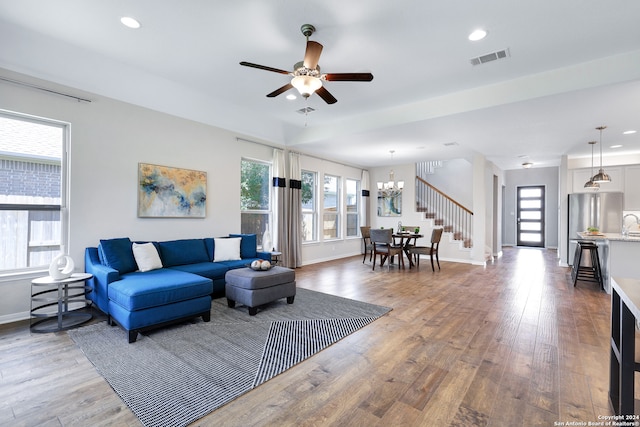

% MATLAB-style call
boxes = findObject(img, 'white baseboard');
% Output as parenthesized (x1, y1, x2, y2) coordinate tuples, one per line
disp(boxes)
(0, 311, 29, 325)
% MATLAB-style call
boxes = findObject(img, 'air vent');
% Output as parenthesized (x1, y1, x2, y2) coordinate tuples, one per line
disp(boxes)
(296, 107, 315, 114)
(470, 48, 510, 66)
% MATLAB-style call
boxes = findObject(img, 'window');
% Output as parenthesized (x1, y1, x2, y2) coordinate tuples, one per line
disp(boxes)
(301, 170, 317, 242)
(240, 158, 271, 247)
(0, 112, 67, 273)
(346, 178, 360, 237)
(323, 174, 340, 239)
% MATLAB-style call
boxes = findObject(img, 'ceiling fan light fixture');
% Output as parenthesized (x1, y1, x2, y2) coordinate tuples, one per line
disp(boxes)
(291, 75, 322, 98)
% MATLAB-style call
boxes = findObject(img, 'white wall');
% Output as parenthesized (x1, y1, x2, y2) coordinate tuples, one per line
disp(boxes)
(0, 69, 507, 322)
(368, 163, 422, 230)
(368, 159, 499, 265)
(298, 155, 364, 264)
(503, 166, 560, 248)
(0, 70, 364, 322)
(421, 158, 473, 210)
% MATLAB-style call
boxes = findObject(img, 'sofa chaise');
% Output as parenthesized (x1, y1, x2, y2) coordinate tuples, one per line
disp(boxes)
(85, 234, 269, 342)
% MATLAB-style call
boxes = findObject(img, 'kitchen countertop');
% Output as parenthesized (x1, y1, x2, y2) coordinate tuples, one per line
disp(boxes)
(577, 231, 640, 242)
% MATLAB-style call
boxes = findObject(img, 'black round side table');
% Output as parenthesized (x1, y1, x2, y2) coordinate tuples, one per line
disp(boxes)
(30, 272, 93, 333)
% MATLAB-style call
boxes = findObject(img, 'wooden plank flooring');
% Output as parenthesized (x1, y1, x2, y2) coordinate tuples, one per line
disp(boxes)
(0, 247, 624, 426)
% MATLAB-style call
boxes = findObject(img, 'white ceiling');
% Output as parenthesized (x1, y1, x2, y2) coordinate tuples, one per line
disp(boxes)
(1, 0, 640, 170)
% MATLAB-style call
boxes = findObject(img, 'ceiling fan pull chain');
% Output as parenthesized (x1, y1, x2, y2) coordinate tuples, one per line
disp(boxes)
(304, 99, 309, 127)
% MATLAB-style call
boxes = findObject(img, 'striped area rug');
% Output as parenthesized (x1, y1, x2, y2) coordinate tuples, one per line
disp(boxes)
(69, 288, 391, 427)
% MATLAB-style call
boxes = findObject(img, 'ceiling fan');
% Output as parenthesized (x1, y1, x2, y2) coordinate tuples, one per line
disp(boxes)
(240, 24, 373, 104)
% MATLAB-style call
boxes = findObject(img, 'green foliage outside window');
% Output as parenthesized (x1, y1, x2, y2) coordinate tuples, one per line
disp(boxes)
(241, 160, 270, 210)
(301, 170, 314, 206)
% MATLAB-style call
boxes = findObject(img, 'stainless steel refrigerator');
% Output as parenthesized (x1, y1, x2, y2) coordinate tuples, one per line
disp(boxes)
(567, 192, 623, 266)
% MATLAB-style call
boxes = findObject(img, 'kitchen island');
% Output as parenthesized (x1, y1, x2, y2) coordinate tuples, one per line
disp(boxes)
(576, 232, 640, 293)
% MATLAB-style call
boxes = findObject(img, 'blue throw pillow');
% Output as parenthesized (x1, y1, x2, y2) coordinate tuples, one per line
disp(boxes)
(99, 237, 137, 274)
(229, 234, 257, 259)
(158, 239, 209, 267)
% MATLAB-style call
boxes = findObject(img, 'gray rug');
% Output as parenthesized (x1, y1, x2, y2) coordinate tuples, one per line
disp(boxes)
(69, 288, 391, 427)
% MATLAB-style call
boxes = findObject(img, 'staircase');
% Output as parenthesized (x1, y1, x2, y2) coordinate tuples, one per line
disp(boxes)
(415, 175, 473, 249)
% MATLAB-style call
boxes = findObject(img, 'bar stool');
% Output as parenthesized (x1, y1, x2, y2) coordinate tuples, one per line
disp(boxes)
(571, 240, 603, 289)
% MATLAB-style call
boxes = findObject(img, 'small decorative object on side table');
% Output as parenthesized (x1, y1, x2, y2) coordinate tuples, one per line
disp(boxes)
(30, 272, 93, 333)
(270, 251, 282, 266)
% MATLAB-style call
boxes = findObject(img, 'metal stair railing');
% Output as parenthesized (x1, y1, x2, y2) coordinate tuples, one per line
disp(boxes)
(415, 176, 473, 248)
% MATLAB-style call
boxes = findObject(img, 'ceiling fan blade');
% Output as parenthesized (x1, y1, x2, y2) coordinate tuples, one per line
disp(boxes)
(324, 72, 374, 82)
(266, 83, 294, 98)
(316, 86, 337, 104)
(303, 41, 323, 70)
(240, 61, 291, 75)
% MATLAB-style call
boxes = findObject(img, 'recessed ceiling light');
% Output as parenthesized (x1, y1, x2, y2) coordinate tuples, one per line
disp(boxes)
(610, 144, 623, 148)
(286, 94, 297, 100)
(120, 16, 141, 29)
(623, 130, 637, 135)
(468, 29, 487, 41)
(522, 162, 533, 168)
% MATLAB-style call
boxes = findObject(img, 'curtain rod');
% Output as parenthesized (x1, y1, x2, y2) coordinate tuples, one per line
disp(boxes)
(0, 76, 92, 103)
(235, 137, 283, 151)
(288, 150, 368, 171)
(236, 137, 367, 171)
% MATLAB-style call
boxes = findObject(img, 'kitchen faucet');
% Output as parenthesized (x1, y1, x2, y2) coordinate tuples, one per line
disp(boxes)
(622, 213, 640, 236)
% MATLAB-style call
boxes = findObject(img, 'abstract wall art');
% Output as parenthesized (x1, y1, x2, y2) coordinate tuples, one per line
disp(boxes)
(377, 191, 402, 217)
(138, 163, 207, 218)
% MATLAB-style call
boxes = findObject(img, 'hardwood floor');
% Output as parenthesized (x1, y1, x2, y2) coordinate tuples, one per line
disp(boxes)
(0, 247, 621, 426)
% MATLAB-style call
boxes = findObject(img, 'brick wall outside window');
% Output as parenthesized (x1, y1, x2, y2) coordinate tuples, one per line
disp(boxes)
(0, 159, 61, 198)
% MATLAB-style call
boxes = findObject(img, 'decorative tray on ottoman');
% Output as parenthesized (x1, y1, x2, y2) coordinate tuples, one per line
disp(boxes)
(249, 260, 273, 271)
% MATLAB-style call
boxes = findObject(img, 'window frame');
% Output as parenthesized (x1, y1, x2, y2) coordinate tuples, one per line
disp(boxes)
(345, 178, 361, 238)
(0, 110, 69, 275)
(322, 173, 341, 241)
(301, 169, 318, 243)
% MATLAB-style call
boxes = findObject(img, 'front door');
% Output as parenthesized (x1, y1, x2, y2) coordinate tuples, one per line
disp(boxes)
(516, 185, 545, 247)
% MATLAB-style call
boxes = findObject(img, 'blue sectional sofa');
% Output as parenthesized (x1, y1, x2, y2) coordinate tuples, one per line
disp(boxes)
(85, 234, 269, 342)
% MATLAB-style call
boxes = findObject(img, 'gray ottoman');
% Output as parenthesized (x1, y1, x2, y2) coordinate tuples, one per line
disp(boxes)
(225, 266, 296, 315)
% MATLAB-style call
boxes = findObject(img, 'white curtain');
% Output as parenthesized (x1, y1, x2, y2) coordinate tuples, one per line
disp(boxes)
(285, 152, 303, 268)
(272, 149, 286, 253)
(361, 169, 370, 227)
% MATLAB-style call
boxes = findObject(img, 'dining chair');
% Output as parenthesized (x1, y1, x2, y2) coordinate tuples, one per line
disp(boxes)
(409, 227, 443, 271)
(370, 228, 404, 270)
(360, 226, 373, 263)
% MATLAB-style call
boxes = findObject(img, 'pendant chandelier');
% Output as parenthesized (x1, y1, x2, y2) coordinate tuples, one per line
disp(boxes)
(592, 125, 611, 183)
(377, 150, 404, 197)
(583, 141, 600, 190)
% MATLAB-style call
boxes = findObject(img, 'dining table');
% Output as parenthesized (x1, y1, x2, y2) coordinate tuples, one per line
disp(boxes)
(392, 232, 424, 268)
